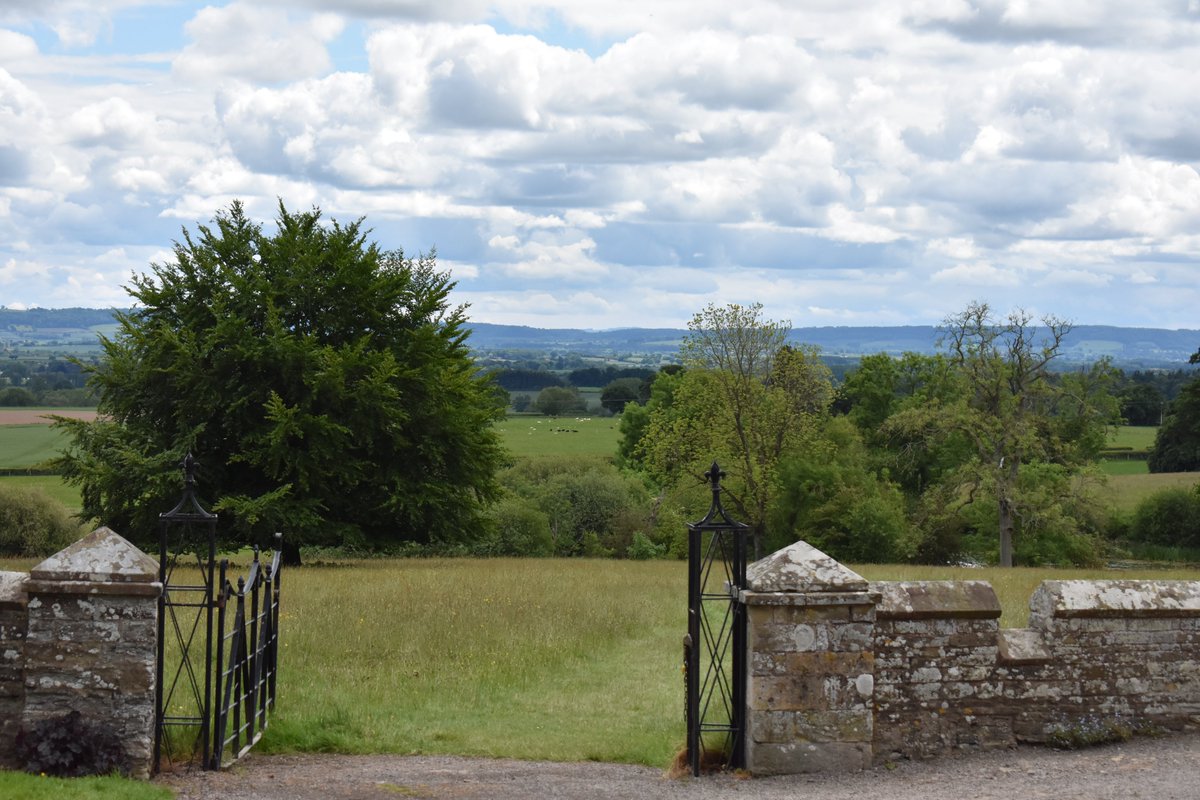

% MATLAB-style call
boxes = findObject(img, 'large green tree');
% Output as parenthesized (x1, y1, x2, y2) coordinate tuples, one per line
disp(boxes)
(55, 201, 505, 561)
(636, 303, 833, 556)
(1148, 377, 1200, 472)
(883, 302, 1118, 566)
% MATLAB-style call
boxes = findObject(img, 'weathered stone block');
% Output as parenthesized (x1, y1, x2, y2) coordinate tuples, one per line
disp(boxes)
(748, 740, 871, 775)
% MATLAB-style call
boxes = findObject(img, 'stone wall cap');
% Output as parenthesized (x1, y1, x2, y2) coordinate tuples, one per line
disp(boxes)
(740, 589, 879, 607)
(0, 570, 28, 608)
(746, 540, 868, 593)
(873, 580, 1001, 620)
(30, 526, 158, 584)
(1030, 579, 1200, 619)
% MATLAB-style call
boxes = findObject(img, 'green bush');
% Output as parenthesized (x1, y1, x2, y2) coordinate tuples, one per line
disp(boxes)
(480, 498, 554, 557)
(1130, 486, 1200, 549)
(0, 484, 82, 557)
(626, 531, 666, 560)
(499, 455, 654, 557)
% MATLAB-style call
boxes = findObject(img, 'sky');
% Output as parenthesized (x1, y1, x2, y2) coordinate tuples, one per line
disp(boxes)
(0, 1, 1199, 331)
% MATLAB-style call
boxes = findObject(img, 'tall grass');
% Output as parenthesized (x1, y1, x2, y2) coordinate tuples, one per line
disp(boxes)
(262, 558, 686, 765)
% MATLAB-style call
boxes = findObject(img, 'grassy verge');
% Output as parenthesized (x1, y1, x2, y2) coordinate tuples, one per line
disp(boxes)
(0, 772, 170, 800)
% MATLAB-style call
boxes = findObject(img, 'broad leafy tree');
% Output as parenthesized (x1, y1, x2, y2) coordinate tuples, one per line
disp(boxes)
(637, 303, 833, 556)
(1149, 377, 1200, 472)
(884, 302, 1118, 566)
(55, 201, 506, 562)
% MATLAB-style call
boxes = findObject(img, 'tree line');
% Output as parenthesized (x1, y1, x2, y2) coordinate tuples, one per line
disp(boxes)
(12, 200, 1196, 568)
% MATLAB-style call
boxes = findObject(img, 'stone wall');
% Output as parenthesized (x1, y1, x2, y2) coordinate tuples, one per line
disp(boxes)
(0, 527, 160, 777)
(743, 540, 1200, 775)
(0, 571, 27, 768)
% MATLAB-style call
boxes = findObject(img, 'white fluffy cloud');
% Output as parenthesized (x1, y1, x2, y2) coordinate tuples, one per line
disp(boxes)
(0, 0, 1198, 330)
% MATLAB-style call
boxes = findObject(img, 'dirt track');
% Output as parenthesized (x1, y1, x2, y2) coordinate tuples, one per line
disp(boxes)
(0, 409, 97, 425)
(157, 733, 1200, 800)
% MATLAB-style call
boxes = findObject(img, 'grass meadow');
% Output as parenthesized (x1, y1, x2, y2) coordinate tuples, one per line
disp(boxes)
(493, 414, 622, 458)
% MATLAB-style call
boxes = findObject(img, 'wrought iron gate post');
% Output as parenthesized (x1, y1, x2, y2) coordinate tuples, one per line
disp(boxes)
(154, 453, 219, 773)
(685, 461, 749, 776)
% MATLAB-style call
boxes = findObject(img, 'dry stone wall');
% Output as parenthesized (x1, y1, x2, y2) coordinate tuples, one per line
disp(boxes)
(0, 528, 160, 778)
(744, 541, 1200, 775)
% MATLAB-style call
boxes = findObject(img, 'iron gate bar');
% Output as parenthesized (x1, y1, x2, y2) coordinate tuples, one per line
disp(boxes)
(212, 533, 282, 769)
(685, 461, 748, 777)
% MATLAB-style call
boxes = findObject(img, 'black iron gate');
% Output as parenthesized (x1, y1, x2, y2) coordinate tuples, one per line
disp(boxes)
(154, 454, 283, 772)
(684, 462, 748, 776)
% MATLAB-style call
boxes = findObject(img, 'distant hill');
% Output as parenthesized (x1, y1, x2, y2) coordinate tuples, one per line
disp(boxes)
(468, 322, 1200, 369)
(3, 308, 1197, 369)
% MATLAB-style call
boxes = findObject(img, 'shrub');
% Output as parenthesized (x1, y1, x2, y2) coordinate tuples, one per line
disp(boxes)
(480, 498, 554, 557)
(1130, 486, 1200, 549)
(626, 531, 666, 560)
(500, 455, 653, 557)
(15, 711, 128, 777)
(0, 484, 82, 557)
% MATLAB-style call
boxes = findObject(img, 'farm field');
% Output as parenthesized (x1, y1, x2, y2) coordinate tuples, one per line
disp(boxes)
(495, 414, 622, 457)
(1106, 471, 1200, 512)
(0, 408, 95, 469)
(4, 557, 1194, 769)
(1107, 425, 1156, 450)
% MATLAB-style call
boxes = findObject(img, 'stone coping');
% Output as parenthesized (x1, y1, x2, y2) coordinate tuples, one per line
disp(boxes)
(746, 540, 869, 593)
(25, 579, 163, 598)
(30, 526, 157, 584)
(1030, 579, 1200, 619)
(0, 571, 28, 610)
(740, 589, 880, 607)
(873, 580, 1001, 621)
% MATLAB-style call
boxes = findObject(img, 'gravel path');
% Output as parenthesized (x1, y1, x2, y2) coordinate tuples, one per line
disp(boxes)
(158, 734, 1200, 800)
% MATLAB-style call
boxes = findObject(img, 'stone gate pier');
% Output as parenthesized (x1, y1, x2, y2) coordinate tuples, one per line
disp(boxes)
(0, 527, 161, 778)
(741, 540, 1200, 775)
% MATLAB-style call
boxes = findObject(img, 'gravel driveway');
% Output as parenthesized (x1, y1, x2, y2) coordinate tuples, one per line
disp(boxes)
(158, 733, 1199, 800)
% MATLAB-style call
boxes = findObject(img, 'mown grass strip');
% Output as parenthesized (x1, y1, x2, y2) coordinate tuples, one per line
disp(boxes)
(0, 772, 171, 800)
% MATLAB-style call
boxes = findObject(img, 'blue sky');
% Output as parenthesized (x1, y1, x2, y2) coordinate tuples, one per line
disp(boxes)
(1, 0, 1199, 330)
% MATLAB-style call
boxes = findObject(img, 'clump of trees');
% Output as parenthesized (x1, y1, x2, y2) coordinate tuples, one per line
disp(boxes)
(55, 201, 506, 563)
(617, 301, 1124, 567)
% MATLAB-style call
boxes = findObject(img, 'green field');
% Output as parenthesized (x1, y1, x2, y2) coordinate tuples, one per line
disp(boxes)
(0, 425, 70, 469)
(495, 414, 622, 458)
(1107, 425, 1157, 450)
(1106, 472, 1200, 513)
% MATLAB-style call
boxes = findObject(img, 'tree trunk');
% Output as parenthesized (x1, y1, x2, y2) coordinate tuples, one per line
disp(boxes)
(998, 496, 1014, 568)
(280, 538, 303, 567)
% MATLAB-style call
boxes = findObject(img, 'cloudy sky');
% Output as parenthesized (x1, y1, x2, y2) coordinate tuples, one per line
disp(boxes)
(1, 1, 1199, 330)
